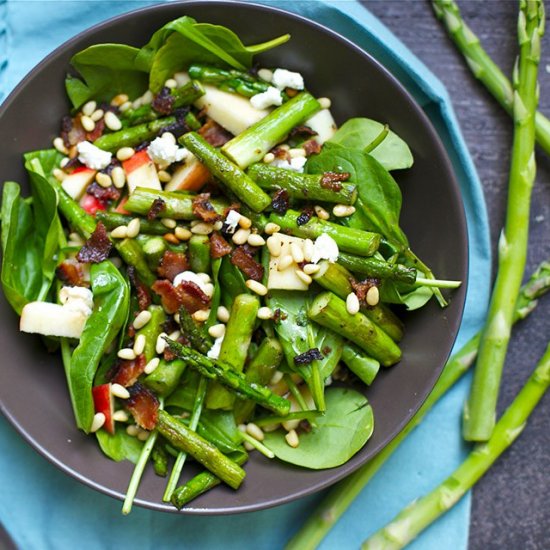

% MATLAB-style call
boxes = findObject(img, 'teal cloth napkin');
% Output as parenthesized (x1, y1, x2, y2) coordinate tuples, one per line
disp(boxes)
(0, 1, 491, 548)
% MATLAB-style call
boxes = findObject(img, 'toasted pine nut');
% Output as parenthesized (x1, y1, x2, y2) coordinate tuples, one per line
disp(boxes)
(60, 157, 70, 168)
(290, 242, 304, 264)
(96, 172, 112, 188)
(245, 279, 268, 296)
(248, 233, 266, 247)
(82, 100, 97, 117)
(119, 101, 132, 112)
(303, 263, 320, 275)
(144, 357, 160, 375)
(110, 225, 128, 239)
(137, 429, 150, 441)
(192, 222, 214, 235)
(90, 412, 106, 433)
(113, 410, 129, 422)
(217, 306, 230, 323)
(366, 286, 380, 307)
(133, 334, 146, 356)
(314, 205, 330, 220)
(111, 93, 129, 107)
(133, 310, 152, 330)
(296, 271, 312, 285)
(112, 383, 131, 399)
(270, 370, 284, 385)
(142, 90, 154, 104)
(126, 218, 141, 238)
(267, 235, 282, 257)
(158, 169, 172, 183)
(164, 233, 179, 245)
(289, 148, 306, 158)
(192, 309, 210, 322)
(333, 204, 356, 217)
(90, 109, 104, 122)
(81, 115, 95, 132)
(263, 152, 275, 163)
(285, 429, 300, 448)
(258, 68, 273, 82)
(165, 78, 178, 89)
(265, 222, 280, 235)
(238, 215, 252, 229)
(277, 254, 293, 271)
(303, 239, 314, 262)
(208, 324, 226, 339)
(246, 423, 265, 442)
(111, 166, 126, 188)
(126, 424, 139, 436)
(175, 227, 192, 241)
(317, 97, 331, 109)
(346, 292, 360, 315)
(161, 218, 177, 229)
(232, 228, 251, 245)
(257, 307, 273, 320)
(156, 333, 167, 354)
(104, 111, 122, 131)
(53, 137, 69, 155)
(53, 168, 66, 182)
(116, 147, 135, 161)
(117, 348, 136, 360)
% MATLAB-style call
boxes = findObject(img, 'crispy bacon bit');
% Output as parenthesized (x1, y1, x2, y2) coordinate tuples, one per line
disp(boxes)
(210, 232, 233, 259)
(128, 266, 152, 311)
(299, 420, 313, 433)
(152, 86, 175, 115)
(163, 334, 190, 362)
(294, 348, 324, 366)
(231, 245, 264, 282)
(76, 222, 112, 263)
(272, 308, 287, 324)
(86, 181, 121, 202)
(320, 171, 350, 191)
(271, 146, 291, 161)
(61, 115, 86, 147)
(86, 117, 105, 142)
(192, 193, 221, 222)
(303, 139, 322, 156)
(147, 198, 166, 220)
(271, 189, 290, 215)
(199, 119, 233, 147)
(289, 125, 317, 138)
(126, 382, 159, 430)
(351, 277, 380, 305)
(157, 250, 189, 281)
(111, 354, 146, 387)
(56, 259, 88, 287)
(297, 206, 314, 226)
(152, 279, 211, 314)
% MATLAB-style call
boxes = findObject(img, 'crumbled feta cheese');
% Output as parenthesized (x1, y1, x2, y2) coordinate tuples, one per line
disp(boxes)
(272, 68, 304, 91)
(173, 271, 210, 294)
(207, 335, 225, 359)
(147, 133, 188, 168)
(250, 86, 283, 110)
(224, 210, 241, 234)
(76, 141, 112, 170)
(59, 286, 94, 317)
(271, 157, 307, 173)
(311, 234, 339, 264)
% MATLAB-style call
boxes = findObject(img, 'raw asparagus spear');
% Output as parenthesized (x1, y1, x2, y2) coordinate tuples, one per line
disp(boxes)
(285, 260, 550, 550)
(432, 0, 550, 154)
(464, 0, 544, 441)
(341, 344, 380, 386)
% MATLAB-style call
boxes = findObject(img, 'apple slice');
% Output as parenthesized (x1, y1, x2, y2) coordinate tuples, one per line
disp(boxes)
(20, 301, 88, 339)
(79, 193, 106, 215)
(165, 154, 210, 192)
(122, 150, 161, 194)
(92, 383, 115, 434)
(62, 166, 96, 200)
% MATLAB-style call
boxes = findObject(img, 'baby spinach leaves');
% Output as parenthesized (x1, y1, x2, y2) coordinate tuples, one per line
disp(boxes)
(263, 387, 374, 469)
(96, 426, 144, 464)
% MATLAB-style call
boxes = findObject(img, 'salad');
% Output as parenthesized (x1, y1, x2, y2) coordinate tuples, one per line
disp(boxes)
(0, 16, 460, 512)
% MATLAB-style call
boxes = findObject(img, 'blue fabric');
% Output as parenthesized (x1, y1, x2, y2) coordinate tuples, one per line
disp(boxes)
(0, 1, 491, 548)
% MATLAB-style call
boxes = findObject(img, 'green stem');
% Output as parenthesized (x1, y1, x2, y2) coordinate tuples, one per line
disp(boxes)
(239, 432, 275, 459)
(414, 277, 462, 289)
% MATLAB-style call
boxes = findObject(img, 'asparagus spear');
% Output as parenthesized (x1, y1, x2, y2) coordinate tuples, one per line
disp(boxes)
(432, 0, 550, 155)
(308, 292, 402, 366)
(270, 210, 381, 257)
(164, 338, 291, 415)
(285, 260, 550, 550)
(178, 306, 212, 354)
(157, 409, 246, 490)
(247, 163, 358, 205)
(341, 344, 380, 386)
(135, 305, 165, 362)
(96, 212, 170, 235)
(222, 92, 321, 168)
(337, 252, 416, 285)
(464, 0, 544, 441)
(362, 341, 550, 549)
(144, 358, 187, 397)
(188, 235, 212, 274)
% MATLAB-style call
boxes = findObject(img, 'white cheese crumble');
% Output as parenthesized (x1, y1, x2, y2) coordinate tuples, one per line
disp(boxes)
(147, 132, 188, 168)
(59, 286, 94, 317)
(271, 157, 307, 173)
(207, 335, 225, 359)
(76, 141, 112, 170)
(224, 209, 241, 234)
(250, 86, 283, 110)
(311, 234, 339, 264)
(272, 68, 304, 91)
(173, 271, 210, 294)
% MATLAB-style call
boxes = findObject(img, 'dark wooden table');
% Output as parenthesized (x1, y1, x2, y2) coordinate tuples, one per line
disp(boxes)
(364, 1, 550, 548)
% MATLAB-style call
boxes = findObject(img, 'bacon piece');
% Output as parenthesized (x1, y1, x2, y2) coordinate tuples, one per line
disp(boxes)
(125, 382, 159, 430)
(85, 181, 121, 202)
(56, 259, 88, 287)
(192, 193, 221, 222)
(157, 250, 189, 281)
(128, 266, 152, 311)
(61, 115, 86, 147)
(320, 171, 350, 192)
(271, 189, 290, 215)
(231, 245, 264, 282)
(303, 139, 322, 156)
(210, 232, 232, 258)
(351, 277, 380, 305)
(152, 86, 175, 115)
(147, 198, 166, 220)
(289, 125, 317, 138)
(271, 146, 291, 161)
(111, 354, 147, 387)
(76, 222, 112, 264)
(152, 279, 210, 314)
(198, 119, 233, 147)
(86, 117, 105, 142)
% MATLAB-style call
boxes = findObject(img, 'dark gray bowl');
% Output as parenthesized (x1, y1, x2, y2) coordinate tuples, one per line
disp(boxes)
(0, 1, 468, 514)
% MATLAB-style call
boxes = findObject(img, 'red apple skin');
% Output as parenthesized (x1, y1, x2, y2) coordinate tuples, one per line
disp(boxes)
(92, 384, 115, 434)
(122, 150, 150, 174)
(79, 193, 107, 215)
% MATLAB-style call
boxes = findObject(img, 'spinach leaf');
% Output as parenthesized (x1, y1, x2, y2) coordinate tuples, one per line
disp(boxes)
(328, 118, 413, 171)
(96, 425, 143, 464)
(306, 143, 408, 250)
(198, 410, 241, 454)
(379, 279, 434, 310)
(65, 44, 149, 109)
(263, 387, 374, 469)
(68, 262, 130, 433)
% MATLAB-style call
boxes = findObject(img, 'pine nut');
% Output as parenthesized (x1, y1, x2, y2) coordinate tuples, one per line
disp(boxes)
(366, 286, 380, 307)
(164, 233, 179, 245)
(175, 227, 192, 241)
(82, 100, 97, 117)
(346, 292, 360, 315)
(141, 90, 154, 104)
(197, 273, 211, 284)
(111, 383, 131, 399)
(173, 313, 180, 324)
(96, 172, 112, 188)
(116, 147, 135, 161)
(133, 310, 152, 330)
(333, 204, 356, 217)
(81, 115, 95, 132)
(137, 429, 150, 441)
(53, 137, 69, 155)
(192, 309, 210, 322)
(53, 168, 66, 182)
(144, 357, 160, 375)
(217, 306, 230, 323)
(214, 220, 224, 231)
(133, 334, 146, 356)
(246, 423, 265, 441)
(279, 144, 290, 151)
(232, 228, 251, 245)
(192, 222, 214, 235)
(117, 348, 136, 360)
(158, 170, 172, 183)
(314, 205, 330, 220)
(263, 152, 275, 163)
(248, 233, 266, 247)
(126, 424, 139, 436)
(270, 370, 284, 385)
(90, 412, 106, 433)
(168, 330, 181, 341)
(238, 216, 252, 229)
(290, 242, 304, 264)
(258, 68, 273, 82)
(285, 429, 300, 448)
(90, 108, 104, 122)
(277, 254, 293, 271)
(111, 166, 126, 188)
(296, 270, 313, 285)
(104, 111, 122, 131)
(112, 410, 129, 422)
(110, 225, 128, 239)
(267, 235, 282, 257)
(132, 98, 143, 110)
(303, 263, 320, 275)
(165, 78, 178, 89)
(245, 279, 268, 296)
(208, 324, 226, 339)
(161, 218, 177, 229)
(111, 93, 129, 107)
(289, 148, 306, 158)
(265, 222, 280, 235)
(257, 307, 273, 320)
(126, 218, 141, 238)
(244, 441, 255, 452)
(156, 333, 167, 354)
(303, 239, 314, 262)
(282, 418, 300, 431)
(203, 283, 215, 297)
(60, 157, 70, 168)
(318, 97, 331, 109)
(119, 101, 132, 112)
(162, 132, 176, 144)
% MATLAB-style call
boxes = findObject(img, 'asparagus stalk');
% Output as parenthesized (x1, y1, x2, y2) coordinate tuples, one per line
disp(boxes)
(247, 163, 358, 205)
(432, 0, 550, 154)
(188, 234, 212, 274)
(178, 307, 212, 354)
(135, 305, 166, 362)
(362, 341, 550, 549)
(464, 0, 544, 441)
(270, 210, 381, 257)
(285, 260, 550, 550)
(180, 132, 272, 213)
(157, 409, 246, 490)
(144, 358, 187, 397)
(222, 92, 321, 168)
(115, 238, 156, 288)
(96, 211, 170, 235)
(164, 338, 291, 416)
(341, 344, 380, 386)
(337, 252, 416, 285)
(308, 292, 402, 366)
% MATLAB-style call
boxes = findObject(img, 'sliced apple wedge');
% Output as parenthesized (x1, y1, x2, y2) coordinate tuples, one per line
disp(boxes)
(92, 384, 115, 434)
(165, 154, 210, 192)
(123, 150, 161, 194)
(20, 301, 88, 339)
(305, 109, 337, 144)
(62, 166, 96, 200)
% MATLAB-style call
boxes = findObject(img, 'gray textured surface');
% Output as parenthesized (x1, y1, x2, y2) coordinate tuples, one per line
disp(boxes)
(363, 1, 550, 548)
